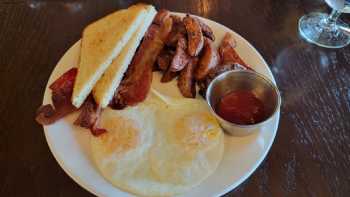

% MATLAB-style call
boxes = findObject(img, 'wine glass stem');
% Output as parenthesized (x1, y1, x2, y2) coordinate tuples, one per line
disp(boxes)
(326, 9, 342, 24)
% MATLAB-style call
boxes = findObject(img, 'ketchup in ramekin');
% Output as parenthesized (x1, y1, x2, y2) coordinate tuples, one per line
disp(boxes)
(206, 70, 281, 136)
(216, 90, 266, 125)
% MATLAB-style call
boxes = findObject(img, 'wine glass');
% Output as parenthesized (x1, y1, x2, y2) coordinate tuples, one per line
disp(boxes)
(298, 0, 350, 48)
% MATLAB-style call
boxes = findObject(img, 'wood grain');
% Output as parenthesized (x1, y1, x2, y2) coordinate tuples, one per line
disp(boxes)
(0, 0, 349, 196)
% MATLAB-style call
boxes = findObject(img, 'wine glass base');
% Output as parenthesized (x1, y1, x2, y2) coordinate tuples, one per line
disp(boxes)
(298, 12, 350, 48)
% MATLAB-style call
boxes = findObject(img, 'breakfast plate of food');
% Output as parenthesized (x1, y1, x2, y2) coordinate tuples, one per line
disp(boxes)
(36, 4, 281, 197)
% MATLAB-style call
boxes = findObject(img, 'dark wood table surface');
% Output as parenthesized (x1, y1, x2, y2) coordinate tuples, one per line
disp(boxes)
(1, 0, 350, 196)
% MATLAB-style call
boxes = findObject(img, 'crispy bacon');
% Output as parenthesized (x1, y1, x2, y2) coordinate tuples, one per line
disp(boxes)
(74, 96, 97, 128)
(177, 57, 198, 98)
(169, 35, 191, 72)
(183, 15, 204, 56)
(36, 67, 106, 136)
(113, 13, 173, 107)
(74, 96, 106, 136)
(49, 68, 77, 91)
(35, 105, 59, 125)
(194, 38, 220, 81)
(35, 68, 78, 125)
(90, 126, 107, 136)
(219, 33, 250, 69)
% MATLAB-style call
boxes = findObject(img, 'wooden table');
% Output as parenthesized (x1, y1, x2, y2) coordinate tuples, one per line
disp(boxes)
(1, 0, 349, 196)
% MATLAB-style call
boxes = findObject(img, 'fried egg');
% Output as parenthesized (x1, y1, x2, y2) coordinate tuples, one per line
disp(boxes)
(91, 72, 224, 197)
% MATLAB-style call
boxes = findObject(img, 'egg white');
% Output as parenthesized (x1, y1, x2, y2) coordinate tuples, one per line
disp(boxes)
(90, 72, 224, 197)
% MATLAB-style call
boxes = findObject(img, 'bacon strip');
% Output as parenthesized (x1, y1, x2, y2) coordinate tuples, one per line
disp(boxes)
(49, 68, 77, 91)
(74, 96, 106, 136)
(36, 67, 106, 136)
(35, 68, 78, 125)
(36, 105, 61, 125)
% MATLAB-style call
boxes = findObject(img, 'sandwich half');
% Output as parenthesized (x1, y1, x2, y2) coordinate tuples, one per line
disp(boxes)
(93, 5, 157, 108)
(72, 4, 149, 108)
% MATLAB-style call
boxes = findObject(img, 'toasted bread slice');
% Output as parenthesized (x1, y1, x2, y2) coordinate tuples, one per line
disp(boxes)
(72, 4, 149, 108)
(92, 6, 157, 108)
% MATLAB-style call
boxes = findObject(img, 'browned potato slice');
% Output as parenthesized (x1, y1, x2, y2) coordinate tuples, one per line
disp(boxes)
(194, 38, 219, 81)
(169, 36, 191, 72)
(183, 15, 204, 56)
(156, 49, 174, 71)
(177, 57, 198, 98)
(161, 68, 178, 83)
(219, 33, 249, 68)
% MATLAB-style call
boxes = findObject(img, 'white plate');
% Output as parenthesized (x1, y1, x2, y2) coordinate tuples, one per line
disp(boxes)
(43, 13, 280, 197)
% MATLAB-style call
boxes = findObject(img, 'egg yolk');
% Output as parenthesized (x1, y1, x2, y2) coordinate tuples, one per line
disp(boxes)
(175, 112, 220, 149)
(99, 117, 139, 155)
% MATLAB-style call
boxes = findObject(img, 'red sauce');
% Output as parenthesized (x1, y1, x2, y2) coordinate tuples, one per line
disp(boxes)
(216, 90, 266, 125)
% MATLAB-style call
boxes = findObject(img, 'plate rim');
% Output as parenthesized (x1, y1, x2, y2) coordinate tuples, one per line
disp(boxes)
(43, 12, 280, 197)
